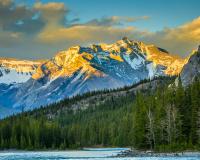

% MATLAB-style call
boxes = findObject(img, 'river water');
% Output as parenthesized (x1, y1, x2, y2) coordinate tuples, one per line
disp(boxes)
(0, 148, 199, 160)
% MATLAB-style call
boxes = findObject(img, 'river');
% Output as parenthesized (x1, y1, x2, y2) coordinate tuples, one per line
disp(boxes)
(0, 148, 199, 160)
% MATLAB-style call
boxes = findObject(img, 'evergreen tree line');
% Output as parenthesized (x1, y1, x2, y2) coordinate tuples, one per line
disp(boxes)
(0, 78, 199, 151)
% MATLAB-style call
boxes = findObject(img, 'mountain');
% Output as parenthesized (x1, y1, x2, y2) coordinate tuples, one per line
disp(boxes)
(0, 38, 188, 117)
(0, 58, 44, 118)
(180, 45, 200, 86)
(0, 58, 43, 84)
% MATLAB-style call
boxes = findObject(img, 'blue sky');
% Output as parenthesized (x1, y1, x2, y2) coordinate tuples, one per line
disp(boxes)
(22, 0, 200, 31)
(0, 0, 200, 59)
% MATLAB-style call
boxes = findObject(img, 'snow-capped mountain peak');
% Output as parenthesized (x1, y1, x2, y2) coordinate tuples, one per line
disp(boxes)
(0, 38, 191, 118)
(31, 38, 187, 83)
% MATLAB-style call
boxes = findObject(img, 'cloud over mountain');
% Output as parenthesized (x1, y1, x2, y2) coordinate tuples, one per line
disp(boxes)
(0, 0, 199, 59)
(142, 17, 200, 56)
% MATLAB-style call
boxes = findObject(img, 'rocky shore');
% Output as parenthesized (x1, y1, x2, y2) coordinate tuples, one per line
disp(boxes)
(114, 149, 200, 157)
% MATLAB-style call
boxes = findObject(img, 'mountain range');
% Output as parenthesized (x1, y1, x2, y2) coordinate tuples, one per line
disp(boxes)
(0, 37, 199, 118)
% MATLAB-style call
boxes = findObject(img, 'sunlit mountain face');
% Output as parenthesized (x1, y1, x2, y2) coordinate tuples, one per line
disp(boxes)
(0, 38, 188, 85)
(0, 58, 45, 84)
(32, 38, 188, 81)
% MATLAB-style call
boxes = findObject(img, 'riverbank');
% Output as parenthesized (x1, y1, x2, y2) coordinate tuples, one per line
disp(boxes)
(115, 149, 200, 157)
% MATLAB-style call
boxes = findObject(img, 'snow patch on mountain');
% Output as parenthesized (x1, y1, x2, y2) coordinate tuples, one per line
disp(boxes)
(146, 63, 156, 79)
(0, 58, 44, 84)
(0, 67, 31, 84)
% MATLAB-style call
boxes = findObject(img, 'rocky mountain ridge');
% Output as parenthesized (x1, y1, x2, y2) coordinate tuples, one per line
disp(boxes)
(0, 58, 44, 84)
(0, 38, 195, 118)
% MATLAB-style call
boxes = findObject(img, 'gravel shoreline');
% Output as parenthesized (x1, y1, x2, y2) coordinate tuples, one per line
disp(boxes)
(114, 149, 200, 157)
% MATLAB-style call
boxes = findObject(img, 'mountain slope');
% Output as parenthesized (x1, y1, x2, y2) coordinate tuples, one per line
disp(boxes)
(0, 58, 44, 84)
(180, 45, 200, 86)
(0, 38, 188, 117)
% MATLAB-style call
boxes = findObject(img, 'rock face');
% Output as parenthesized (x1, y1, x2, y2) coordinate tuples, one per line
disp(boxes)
(0, 38, 188, 117)
(180, 45, 200, 86)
